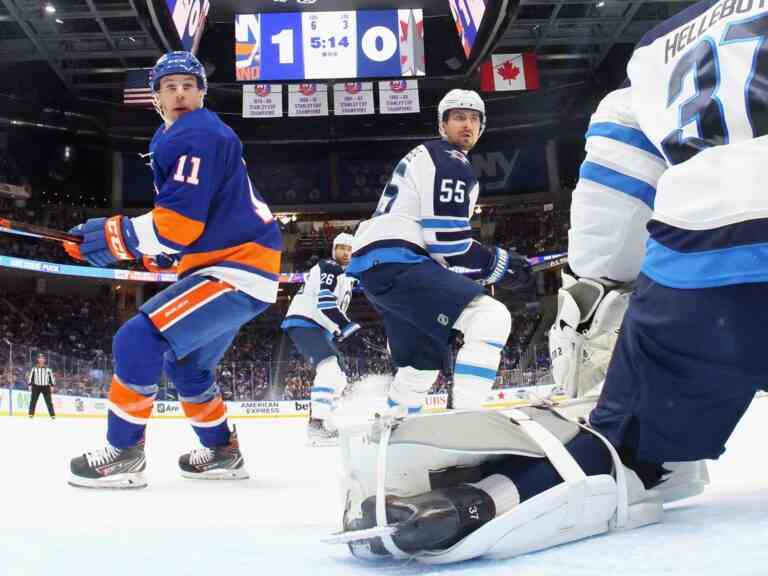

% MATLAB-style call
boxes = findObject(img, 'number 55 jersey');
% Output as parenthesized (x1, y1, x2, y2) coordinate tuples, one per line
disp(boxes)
(131, 108, 283, 302)
(348, 139, 498, 279)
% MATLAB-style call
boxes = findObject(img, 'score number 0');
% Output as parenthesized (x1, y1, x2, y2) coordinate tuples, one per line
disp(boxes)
(271, 26, 398, 65)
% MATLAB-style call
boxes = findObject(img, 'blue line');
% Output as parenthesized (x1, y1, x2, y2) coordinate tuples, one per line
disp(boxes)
(310, 387, 335, 394)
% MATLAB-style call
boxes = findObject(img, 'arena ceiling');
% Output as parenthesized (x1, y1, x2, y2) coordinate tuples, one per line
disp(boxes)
(0, 0, 698, 143)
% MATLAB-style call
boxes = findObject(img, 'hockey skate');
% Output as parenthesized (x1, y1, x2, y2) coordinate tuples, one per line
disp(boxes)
(306, 417, 339, 447)
(345, 485, 496, 558)
(69, 438, 147, 489)
(178, 425, 249, 480)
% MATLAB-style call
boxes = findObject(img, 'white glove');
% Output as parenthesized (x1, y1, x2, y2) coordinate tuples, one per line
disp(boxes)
(549, 270, 632, 398)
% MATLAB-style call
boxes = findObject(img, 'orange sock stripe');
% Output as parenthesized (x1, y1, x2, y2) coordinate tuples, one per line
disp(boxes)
(181, 397, 226, 424)
(108, 376, 154, 420)
(148, 280, 233, 331)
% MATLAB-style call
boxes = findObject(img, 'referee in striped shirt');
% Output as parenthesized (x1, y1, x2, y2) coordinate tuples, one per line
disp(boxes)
(28, 354, 56, 419)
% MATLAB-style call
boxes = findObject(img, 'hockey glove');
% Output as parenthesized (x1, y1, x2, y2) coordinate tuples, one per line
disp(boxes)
(336, 322, 361, 343)
(478, 247, 510, 286)
(67, 216, 141, 267)
(142, 253, 178, 273)
(498, 250, 533, 291)
(548, 268, 632, 398)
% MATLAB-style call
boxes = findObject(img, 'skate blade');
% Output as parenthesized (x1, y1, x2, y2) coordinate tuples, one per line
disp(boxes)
(68, 472, 148, 490)
(180, 468, 250, 481)
(306, 437, 339, 448)
(322, 525, 397, 545)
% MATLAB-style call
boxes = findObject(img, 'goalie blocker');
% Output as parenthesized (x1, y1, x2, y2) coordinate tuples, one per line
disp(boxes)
(332, 403, 708, 564)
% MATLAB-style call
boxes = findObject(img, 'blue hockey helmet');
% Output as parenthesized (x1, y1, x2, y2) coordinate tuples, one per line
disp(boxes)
(149, 51, 207, 93)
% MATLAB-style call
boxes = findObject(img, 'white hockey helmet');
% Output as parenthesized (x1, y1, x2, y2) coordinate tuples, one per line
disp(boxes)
(438, 89, 486, 138)
(332, 232, 354, 254)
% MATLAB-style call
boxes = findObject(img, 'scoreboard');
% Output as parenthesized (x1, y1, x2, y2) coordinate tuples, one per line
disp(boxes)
(235, 9, 425, 81)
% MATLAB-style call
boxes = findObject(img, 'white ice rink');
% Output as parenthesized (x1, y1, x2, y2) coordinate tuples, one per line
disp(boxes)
(1, 395, 766, 576)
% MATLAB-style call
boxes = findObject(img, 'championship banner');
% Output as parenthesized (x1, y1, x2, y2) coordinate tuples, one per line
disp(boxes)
(333, 82, 374, 116)
(243, 84, 283, 118)
(288, 83, 329, 117)
(479, 53, 540, 92)
(379, 80, 420, 114)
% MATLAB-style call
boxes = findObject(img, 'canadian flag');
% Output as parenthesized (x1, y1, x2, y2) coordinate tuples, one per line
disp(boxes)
(479, 53, 540, 92)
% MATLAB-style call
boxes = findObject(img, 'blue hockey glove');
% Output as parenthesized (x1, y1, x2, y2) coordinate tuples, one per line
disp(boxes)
(478, 247, 510, 286)
(336, 322, 361, 343)
(499, 250, 533, 291)
(68, 215, 141, 267)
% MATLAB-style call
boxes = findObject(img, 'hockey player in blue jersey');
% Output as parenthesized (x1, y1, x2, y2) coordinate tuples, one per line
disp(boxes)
(281, 232, 360, 445)
(64, 51, 283, 488)
(346, 89, 531, 416)
(338, 0, 767, 561)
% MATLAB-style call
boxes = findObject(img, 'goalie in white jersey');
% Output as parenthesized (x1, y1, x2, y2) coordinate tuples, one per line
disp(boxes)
(281, 233, 359, 445)
(337, 0, 765, 563)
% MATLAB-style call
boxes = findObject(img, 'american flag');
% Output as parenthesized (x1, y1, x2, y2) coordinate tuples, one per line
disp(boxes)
(123, 69, 154, 108)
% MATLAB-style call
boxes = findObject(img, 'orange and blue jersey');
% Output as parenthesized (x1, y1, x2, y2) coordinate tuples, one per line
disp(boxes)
(131, 108, 283, 302)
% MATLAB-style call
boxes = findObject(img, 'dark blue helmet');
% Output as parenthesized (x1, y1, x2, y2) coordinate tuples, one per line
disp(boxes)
(149, 51, 207, 93)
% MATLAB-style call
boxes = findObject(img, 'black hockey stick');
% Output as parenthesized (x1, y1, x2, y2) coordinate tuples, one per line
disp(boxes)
(0, 218, 82, 244)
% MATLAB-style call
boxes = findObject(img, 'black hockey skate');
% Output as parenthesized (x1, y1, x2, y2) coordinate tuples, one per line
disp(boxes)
(346, 485, 496, 557)
(178, 425, 249, 480)
(69, 439, 147, 489)
(306, 417, 339, 447)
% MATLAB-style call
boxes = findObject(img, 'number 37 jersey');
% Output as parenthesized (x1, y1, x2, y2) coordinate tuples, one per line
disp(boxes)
(627, 0, 768, 287)
(131, 108, 283, 302)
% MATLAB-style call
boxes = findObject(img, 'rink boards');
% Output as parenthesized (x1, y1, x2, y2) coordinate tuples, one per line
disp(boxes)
(0, 385, 558, 419)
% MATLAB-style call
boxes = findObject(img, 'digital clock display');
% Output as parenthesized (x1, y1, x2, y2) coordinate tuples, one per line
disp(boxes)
(235, 9, 425, 81)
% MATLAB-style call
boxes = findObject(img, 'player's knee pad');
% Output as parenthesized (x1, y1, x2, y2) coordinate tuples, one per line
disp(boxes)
(112, 313, 169, 385)
(164, 356, 217, 399)
(452, 296, 511, 409)
(311, 357, 347, 420)
(389, 366, 439, 413)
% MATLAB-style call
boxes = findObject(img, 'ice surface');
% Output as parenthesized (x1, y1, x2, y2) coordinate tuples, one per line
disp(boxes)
(1, 395, 766, 576)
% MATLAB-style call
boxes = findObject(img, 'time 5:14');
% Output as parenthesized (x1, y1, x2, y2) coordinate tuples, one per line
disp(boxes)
(310, 36, 349, 49)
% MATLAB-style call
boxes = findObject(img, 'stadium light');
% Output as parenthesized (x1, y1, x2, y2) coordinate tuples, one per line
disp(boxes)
(44, 3, 56, 14)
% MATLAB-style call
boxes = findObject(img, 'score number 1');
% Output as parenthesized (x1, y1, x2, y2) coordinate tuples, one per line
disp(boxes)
(271, 29, 294, 64)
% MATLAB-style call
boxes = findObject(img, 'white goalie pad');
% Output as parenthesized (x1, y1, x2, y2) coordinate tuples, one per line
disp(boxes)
(334, 404, 708, 564)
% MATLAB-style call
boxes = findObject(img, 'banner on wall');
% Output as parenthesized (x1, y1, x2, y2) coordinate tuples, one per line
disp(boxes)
(243, 84, 283, 118)
(288, 83, 329, 117)
(379, 80, 420, 114)
(333, 82, 374, 116)
(2, 386, 559, 418)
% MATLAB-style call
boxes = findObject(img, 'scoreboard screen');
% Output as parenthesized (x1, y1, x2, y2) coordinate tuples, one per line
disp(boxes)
(235, 9, 425, 81)
(447, 0, 487, 58)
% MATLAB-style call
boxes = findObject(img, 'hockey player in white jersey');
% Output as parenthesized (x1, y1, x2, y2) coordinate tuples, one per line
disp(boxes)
(281, 233, 359, 445)
(346, 89, 531, 416)
(335, 0, 767, 562)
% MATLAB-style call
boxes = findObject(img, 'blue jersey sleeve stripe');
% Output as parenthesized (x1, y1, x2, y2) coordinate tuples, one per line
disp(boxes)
(580, 161, 656, 208)
(422, 218, 471, 229)
(587, 122, 664, 159)
(455, 363, 497, 381)
(642, 238, 768, 288)
(318, 289, 334, 296)
(427, 240, 473, 254)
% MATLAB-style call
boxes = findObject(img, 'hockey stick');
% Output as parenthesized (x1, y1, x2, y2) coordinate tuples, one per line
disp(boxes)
(322, 525, 398, 545)
(0, 218, 82, 244)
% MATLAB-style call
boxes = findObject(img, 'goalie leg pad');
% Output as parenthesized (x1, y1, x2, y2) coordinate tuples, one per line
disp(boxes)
(452, 295, 511, 409)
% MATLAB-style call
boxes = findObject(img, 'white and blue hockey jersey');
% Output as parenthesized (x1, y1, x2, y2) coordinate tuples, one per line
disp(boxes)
(281, 259, 356, 335)
(347, 139, 498, 281)
(571, 0, 768, 288)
